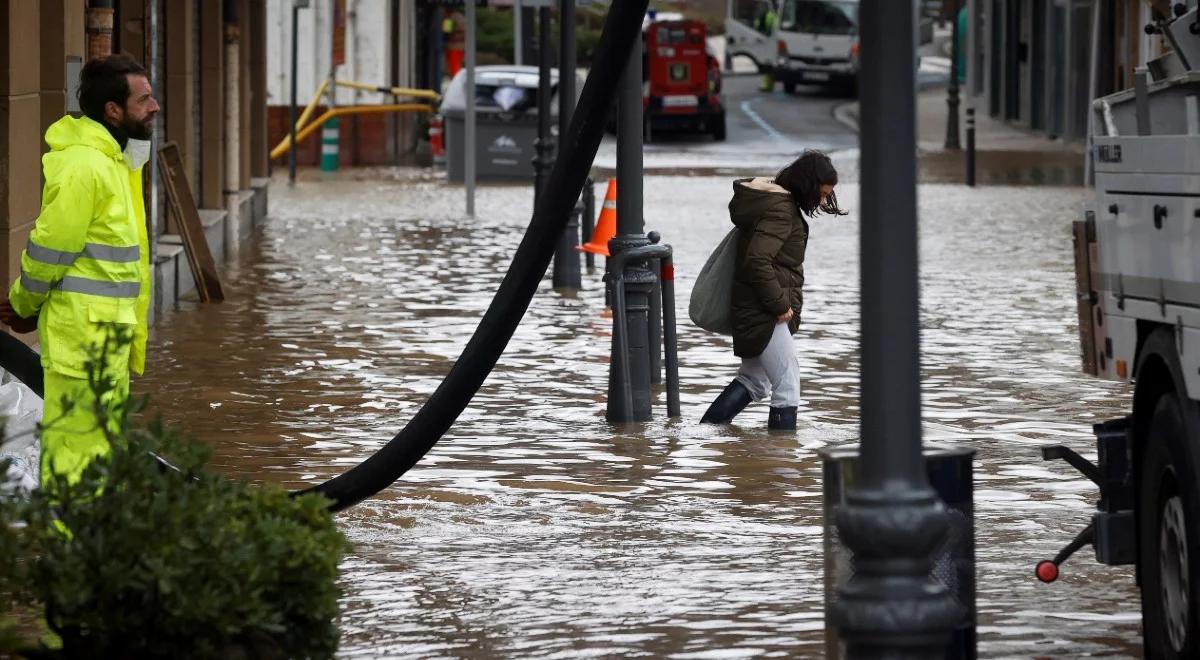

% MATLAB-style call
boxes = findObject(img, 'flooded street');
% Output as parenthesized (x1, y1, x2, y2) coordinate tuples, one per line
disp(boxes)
(134, 158, 1143, 657)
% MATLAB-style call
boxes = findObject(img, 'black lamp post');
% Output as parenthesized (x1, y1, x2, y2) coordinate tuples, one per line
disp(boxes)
(831, 0, 964, 655)
(945, 0, 962, 151)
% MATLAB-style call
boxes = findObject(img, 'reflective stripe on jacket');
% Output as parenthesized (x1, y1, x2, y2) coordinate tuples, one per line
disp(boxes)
(8, 115, 150, 379)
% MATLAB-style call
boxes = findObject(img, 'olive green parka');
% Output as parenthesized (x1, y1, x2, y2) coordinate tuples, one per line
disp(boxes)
(729, 177, 808, 358)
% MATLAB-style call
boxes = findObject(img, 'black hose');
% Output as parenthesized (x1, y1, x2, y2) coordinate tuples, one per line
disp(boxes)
(0, 1, 650, 512)
(302, 0, 650, 511)
(0, 333, 43, 397)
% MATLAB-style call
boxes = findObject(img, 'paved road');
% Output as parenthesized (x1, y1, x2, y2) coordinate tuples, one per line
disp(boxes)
(592, 60, 947, 175)
(720, 73, 859, 151)
(592, 73, 857, 175)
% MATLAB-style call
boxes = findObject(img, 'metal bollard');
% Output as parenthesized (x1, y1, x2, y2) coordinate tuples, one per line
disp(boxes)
(552, 207, 582, 290)
(321, 116, 340, 172)
(660, 255, 680, 418)
(582, 178, 596, 270)
(607, 235, 679, 421)
(965, 107, 976, 187)
(649, 257, 662, 385)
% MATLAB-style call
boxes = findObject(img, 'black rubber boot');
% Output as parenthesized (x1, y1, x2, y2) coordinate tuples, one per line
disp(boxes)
(768, 406, 797, 430)
(700, 380, 753, 424)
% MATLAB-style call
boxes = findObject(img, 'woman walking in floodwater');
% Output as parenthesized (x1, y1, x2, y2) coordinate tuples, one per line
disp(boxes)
(701, 150, 846, 430)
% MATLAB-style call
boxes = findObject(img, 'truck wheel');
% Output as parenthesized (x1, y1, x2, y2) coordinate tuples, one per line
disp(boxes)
(711, 116, 726, 142)
(783, 81, 797, 95)
(643, 117, 652, 144)
(1140, 392, 1200, 658)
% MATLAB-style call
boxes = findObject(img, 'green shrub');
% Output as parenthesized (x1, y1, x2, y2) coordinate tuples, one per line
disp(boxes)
(1, 335, 349, 659)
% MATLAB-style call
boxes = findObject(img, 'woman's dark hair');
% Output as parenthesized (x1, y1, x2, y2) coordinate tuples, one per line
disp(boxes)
(77, 54, 147, 123)
(775, 150, 847, 218)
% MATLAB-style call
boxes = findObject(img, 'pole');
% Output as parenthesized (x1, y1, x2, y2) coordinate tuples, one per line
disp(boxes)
(661, 255, 680, 418)
(521, 6, 537, 65)
(558, 0, 576, 151)
(324, 0, 341, 177)
(607, 26, 653, 424)
(945, 0, 962, 151)
(966, 106, 976, 186)
(465, 0, 476, 218)
(289, 1, 301, 185)
(534, 5, 555, 202)
(1084, 0, 1103, 186)
(582, 178, 595, 269)
(831, 0, 963, 656)
(432, 8, 443, 90)
(514, 0, 523, 65)
(225, 0, 242, 260)
(148, 0, 161, 321)
(552, 0, 581, 290)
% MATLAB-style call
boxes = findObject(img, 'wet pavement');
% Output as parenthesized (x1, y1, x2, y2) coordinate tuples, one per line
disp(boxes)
(131, 55, 1145, 658)
(134, 163, 1144, 657)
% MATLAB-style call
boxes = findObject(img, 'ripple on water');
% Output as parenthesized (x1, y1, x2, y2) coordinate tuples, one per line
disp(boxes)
(136, 177, 1139, 656)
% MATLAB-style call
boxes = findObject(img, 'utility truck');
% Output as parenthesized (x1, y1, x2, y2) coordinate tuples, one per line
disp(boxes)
(726, 0, 862, 95)
(1043, 5, 1200, 657)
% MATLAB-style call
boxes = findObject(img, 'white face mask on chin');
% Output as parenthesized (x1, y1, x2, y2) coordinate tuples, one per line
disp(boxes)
(123, 138, 152, 170)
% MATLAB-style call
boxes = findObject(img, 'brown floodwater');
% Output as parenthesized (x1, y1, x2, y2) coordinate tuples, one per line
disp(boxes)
(134, 169, 1141, 658)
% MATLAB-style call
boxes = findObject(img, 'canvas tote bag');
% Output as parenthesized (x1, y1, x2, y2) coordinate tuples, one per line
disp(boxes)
(688, 228, 739, 335)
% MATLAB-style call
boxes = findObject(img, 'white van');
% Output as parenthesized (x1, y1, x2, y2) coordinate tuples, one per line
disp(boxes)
(772, 0, 860, 94)
(725, 0, 781, 74)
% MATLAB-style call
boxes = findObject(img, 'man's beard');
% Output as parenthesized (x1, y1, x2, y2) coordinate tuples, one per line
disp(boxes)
(120, 113, 152, 141)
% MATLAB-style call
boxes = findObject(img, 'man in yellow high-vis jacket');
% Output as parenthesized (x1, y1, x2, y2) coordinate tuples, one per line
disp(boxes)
(0, 54, 157, 489)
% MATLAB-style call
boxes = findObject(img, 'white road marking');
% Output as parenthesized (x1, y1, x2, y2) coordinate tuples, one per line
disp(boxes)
(740, 98, 786, 142)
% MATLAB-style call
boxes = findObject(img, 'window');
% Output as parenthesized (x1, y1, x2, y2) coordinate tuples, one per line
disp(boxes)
(733, 0, 777, 36)
(655, 25, 703, 46)
(779, 0, 859, 36)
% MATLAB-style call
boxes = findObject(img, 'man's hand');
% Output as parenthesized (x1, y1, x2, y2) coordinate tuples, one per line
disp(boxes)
(776, 308, 794, 324)
(0, 299, 37, 334)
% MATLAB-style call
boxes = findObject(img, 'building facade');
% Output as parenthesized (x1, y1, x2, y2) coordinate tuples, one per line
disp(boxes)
(265, 0, 433, 167)
(0, 0, 272, 320)
(965, 0, 1199, 143)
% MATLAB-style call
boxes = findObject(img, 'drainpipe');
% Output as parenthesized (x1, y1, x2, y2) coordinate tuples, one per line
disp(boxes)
(87, 0, 115, 60)
(148, 0, 161, 321)
(225, 0, 241, 260)
(350, 0, 361, 165)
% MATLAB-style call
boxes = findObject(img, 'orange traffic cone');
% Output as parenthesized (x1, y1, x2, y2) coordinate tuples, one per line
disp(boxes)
(578, 179, 617, 257)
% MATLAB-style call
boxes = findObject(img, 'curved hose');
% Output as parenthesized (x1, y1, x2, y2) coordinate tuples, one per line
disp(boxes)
(0, 0, 650, 513)
(302, 0, 650, 511)
(0, 332, 42, 397)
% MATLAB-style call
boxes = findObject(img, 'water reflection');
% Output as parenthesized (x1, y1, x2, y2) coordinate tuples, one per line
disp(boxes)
(136, 173, 1140, 657)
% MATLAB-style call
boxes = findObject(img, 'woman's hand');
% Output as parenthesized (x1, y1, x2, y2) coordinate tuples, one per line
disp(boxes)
(776, 308, 793, 324)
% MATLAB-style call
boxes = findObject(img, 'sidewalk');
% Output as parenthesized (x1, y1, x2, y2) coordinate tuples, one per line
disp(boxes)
(834, 85, 1087, 186)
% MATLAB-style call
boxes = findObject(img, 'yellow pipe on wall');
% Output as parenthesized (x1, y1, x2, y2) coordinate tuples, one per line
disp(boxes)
(269, 103, 435, 160)
(270, 78, 331, 156)
(333, 79, 440, 102)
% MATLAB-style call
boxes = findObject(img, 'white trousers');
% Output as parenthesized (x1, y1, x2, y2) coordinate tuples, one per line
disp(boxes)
(735, 322, 800, 408)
